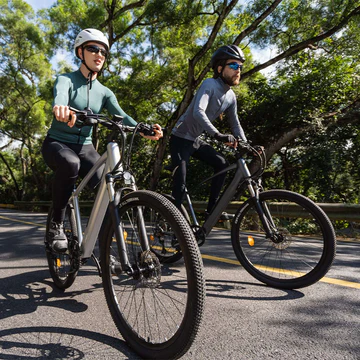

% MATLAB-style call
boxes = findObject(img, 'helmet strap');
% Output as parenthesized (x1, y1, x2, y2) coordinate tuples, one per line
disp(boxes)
(80, 45, 104, 79)
(84, 71, 93, 110)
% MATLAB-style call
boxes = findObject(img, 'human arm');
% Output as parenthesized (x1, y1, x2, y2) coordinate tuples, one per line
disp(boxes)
(194, 91, 237, 147)
(213, 90, 247, 148)
(192, 79, 244, 147)
(223, 91, 247, 142)
(104, 88, 162, 140)
(52, 76, 77, 127)
(192, 85, 221, 136)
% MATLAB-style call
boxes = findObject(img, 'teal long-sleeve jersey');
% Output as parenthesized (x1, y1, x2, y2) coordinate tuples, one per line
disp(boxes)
(47, 70, 137, 145)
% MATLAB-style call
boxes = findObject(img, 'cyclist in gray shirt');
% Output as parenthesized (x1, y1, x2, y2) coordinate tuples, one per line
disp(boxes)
(170, 45, 247, 214)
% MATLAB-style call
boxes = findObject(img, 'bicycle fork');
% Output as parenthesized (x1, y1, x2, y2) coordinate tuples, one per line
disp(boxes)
(247, 180, 279, 240)
(106, 174, 151, 277)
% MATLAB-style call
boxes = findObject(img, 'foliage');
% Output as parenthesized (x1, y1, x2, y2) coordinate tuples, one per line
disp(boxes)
(0, 0, 359, 209)
(0, 0, 54, 202)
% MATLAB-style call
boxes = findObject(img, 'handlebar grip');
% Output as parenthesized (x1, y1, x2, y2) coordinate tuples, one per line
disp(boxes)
(137, 123, 156, 136)
(237, 140, 251, 149)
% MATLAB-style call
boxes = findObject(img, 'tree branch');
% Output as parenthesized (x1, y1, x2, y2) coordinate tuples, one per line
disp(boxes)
(234, 0, 283, 45)
(265, 97, 360, 159)
(241, 5, 360, 80)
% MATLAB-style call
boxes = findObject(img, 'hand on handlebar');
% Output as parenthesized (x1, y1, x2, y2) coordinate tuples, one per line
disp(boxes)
(53, 105, 77, 128)
(140, 123, 163, 141)
(214, 132, 238, 148)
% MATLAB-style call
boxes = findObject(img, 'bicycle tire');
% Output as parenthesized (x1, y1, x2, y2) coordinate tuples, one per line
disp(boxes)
(231, 189, 336, 289)
(100, 190, 205, 360)
(148, 194, 189, 263)
(45, 204, 79, 290)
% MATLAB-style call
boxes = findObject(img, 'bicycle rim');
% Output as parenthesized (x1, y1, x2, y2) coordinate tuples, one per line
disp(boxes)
(231, 190, 336, 289)
(101, 190, 205, 359)
(146, 204, 184, 263)
(148, 194, 190, 263)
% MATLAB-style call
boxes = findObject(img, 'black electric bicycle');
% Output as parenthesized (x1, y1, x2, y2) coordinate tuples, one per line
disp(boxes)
(150, 140, 336, 290)
(44, 108, 206, 360)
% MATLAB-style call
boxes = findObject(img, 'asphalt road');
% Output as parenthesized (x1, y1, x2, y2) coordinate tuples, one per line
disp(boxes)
(0, 208, 359, 360)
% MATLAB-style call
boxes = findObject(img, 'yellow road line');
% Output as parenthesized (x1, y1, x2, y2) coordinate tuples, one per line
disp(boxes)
(202, 254, 240, 265)
(0, 215, 46, 228)
(201, 254, 360, 289)
(1, 214, 359, 289)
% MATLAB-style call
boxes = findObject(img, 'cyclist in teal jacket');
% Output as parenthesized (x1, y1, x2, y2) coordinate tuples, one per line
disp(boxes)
(170, 45, 247, 215)
(42, 29, 162, 253)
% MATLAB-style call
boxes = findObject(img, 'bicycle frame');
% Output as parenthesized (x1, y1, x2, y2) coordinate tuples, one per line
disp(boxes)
(186, 156, 275, 238)
(68, 141, 137, 261)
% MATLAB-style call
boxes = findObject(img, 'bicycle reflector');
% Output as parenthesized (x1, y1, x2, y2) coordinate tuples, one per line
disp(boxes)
(124, 231, 128, 240)
(248, 236, 255, 246)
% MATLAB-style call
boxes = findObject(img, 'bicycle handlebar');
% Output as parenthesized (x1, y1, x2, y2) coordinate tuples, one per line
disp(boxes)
(69, 107, 158, 136)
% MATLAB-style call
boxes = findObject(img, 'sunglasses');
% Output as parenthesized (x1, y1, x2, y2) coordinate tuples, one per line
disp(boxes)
(84, 45, 108, 57)
(227, 62, 243, 71)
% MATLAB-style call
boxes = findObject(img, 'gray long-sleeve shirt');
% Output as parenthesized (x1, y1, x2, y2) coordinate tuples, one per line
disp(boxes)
(172, 77, 247, 142)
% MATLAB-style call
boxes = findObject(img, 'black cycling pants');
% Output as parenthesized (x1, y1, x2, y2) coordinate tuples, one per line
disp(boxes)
(42, 136, 104, 223)
(169, 134, 228, 213)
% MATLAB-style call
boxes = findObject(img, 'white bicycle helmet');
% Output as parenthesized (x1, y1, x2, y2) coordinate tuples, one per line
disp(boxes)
(74, 28, 109, 58)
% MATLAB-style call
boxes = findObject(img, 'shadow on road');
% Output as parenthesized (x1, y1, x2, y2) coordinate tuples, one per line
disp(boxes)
(0, 268, 102, 321)
(0, 326, 140, 359)
(205, 278, 305, 301)
(0, 267, 143, 359)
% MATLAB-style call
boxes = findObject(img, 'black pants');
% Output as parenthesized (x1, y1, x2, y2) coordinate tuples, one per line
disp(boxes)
(42, 136, 104, 223)
(169, 135, 228, 213)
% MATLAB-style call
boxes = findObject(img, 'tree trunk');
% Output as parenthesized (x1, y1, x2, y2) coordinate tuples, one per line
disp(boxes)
(0, 152, 22, 200)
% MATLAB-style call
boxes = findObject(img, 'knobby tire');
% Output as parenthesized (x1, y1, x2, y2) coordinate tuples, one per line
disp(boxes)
(231, 189, 336, 289)
(45, 204, 79, 290)
(100, 190, 206, 360)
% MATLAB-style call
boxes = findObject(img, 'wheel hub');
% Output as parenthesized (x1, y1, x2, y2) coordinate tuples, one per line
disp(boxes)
(271, 228, 292, 250)
(135, 250, 161, 288)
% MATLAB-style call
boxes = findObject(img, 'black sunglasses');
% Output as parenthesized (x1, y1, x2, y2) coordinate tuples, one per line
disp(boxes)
(84, 45, 108, 57)
(227, 62, 243, 71)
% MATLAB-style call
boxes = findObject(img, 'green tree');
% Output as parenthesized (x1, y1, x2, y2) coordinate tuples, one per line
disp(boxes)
(0, 0, 54, 201)
(2, 0, 359, 205)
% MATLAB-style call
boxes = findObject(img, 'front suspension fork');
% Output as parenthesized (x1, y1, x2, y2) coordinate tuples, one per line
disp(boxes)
(106, 175, 150, 276)
(247, 180, 277, 239)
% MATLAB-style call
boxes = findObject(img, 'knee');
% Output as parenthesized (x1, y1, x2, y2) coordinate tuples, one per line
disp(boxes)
(57, 152, 80, 178)
(214, 156, 228, 171)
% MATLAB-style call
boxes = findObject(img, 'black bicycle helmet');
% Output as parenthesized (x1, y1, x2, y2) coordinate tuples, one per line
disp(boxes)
(210, 45, 245, 69)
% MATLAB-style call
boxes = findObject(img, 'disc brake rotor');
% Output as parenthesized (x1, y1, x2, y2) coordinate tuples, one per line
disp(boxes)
(139, 250, 161, 288)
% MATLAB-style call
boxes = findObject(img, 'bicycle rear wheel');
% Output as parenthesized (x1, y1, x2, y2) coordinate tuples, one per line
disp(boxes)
(231, 190, 336, 289)
(100, 190, 205, 360)
(45, 204, 79, 290)
(149, 194, 190, 263)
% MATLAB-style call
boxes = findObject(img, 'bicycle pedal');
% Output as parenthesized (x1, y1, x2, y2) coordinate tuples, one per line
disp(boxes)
(110, 260, 122, 276)
(219, 212, 234, 220)
(197, 238, 205, 247)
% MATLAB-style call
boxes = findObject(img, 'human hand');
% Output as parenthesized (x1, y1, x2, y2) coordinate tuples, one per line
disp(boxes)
(214, 132, 237, 148)
(141, 124, 163, 140)
(53, 105, 77, 128)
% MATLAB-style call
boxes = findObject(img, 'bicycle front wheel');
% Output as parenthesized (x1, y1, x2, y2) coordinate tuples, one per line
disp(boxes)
(231, 190, 336, 289)
(100, 190, 205, 360)
(45, 204, 79, 290)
